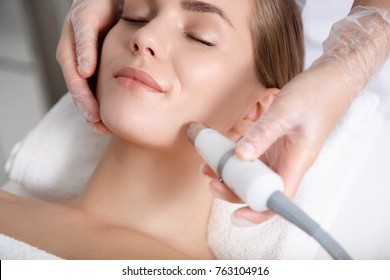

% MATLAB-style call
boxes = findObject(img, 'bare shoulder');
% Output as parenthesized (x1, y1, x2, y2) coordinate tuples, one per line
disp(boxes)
(0, 189, 17, 200)
(0, 189, 94, 247)
(0, 190, 196, 259)
(0, 190, 103, 257)
(0, 189, 83, 220)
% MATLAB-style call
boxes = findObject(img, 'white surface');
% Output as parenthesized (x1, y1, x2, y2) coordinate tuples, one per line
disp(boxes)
(316, 120, 390, 259)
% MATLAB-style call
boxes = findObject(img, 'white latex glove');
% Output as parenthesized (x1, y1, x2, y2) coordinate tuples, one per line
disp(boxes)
(56, 0, 122, 133)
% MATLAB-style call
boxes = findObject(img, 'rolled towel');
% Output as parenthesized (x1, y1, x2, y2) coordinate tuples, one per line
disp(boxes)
(5, 93, 110, 200)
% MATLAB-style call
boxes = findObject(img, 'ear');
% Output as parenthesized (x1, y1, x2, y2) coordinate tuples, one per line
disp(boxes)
(231, 88, 280, 137)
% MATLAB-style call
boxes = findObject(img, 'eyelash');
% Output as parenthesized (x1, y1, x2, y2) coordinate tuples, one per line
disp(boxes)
(121, 16, 148, 25)
(185, 33, 216, 47)
(121, 16, 216, 47)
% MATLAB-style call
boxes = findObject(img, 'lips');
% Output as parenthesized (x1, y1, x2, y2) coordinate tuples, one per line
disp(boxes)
(114, 67, 165, 93)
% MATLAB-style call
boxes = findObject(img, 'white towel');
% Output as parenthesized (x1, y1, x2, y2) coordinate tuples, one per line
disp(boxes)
(3, 90, 383, 259)
(5, 93, 110, 201)
(0, 233, 61, 260)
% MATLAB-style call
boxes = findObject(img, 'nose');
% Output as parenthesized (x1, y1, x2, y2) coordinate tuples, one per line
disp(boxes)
(129, 21, 169, 60)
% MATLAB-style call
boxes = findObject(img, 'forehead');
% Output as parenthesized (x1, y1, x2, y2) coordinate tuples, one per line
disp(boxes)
(182, 0, 252, 24)
(123, 0, 252, 25)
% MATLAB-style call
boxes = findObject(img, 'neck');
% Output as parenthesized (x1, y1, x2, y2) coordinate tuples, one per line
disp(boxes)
(73, 136, 213, 251)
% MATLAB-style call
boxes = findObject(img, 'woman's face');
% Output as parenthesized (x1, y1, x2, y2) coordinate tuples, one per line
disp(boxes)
(97, 0, 264, 148)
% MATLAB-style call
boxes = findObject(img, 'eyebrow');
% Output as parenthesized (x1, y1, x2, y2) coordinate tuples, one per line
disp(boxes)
(181, 0, 234, 28)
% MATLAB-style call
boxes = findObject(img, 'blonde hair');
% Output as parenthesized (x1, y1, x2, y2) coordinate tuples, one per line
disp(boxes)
(250, 0, 304, 88)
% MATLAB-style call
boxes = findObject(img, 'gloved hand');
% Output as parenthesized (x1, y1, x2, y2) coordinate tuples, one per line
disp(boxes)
(56, 0, 121, 133)
(205, 6, 390, 226)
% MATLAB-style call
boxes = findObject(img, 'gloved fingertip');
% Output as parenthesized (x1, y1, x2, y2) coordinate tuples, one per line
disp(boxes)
(199, 164, 209, 177)
(208, 184, 225, 200)
(83, 110, 98, 123)
(92, 121, 111, 135)
(77, 61, 93, 78)
(235, 142, 258, 160)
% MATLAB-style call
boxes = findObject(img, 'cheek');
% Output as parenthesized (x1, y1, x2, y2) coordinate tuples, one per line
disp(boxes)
(175, 53, 255, 131)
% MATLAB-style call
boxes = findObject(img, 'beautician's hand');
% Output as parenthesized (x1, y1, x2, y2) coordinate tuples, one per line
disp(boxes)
(56, 0, 119, 133)
(205, 5, 390, 226)
(204, 63, 357, 226)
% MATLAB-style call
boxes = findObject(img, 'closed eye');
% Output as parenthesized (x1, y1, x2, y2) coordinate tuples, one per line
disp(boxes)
(121, 16, 149, 25)
(186, 33, 216, 47)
